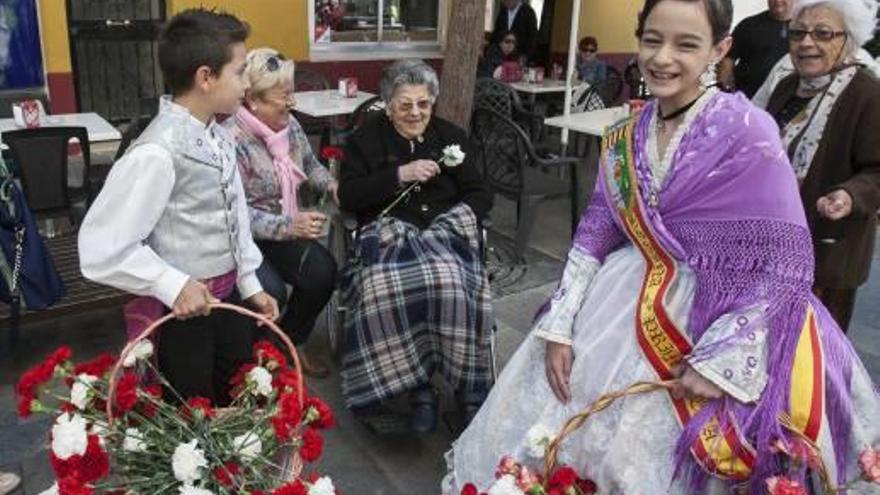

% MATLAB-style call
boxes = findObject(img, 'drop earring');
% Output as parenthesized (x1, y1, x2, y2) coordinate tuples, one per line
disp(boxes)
(700, 60, 719, 88)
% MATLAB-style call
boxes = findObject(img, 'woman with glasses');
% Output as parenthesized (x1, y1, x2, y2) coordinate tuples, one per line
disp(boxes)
(764, 0, 880, 331)
(338, 59, 494, 434)
(477, 30, 522, 79)
(576, 36, 608, 88)
(224, 48, 338, 377)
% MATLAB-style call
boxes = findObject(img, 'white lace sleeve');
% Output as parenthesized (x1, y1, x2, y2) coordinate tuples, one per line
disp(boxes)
(532, 247, 600, 346)
(685, 305, 770, 404)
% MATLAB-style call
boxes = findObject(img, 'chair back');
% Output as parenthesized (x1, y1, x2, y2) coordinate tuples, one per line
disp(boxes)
(571, 85, 606, 113)
(599, 65, 624, 105)
(293, 68, 332, 137)
(349, 96, 385, 132)
(470, 107, 535, 197)
(473, 78, 524, 118)
(114, 97, 159, 161)
(3, 127, 91, 218)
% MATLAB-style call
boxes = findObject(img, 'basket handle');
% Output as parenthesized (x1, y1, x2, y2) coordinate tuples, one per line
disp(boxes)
(106, 302, 304, 427)
(542, 380, 676, 480)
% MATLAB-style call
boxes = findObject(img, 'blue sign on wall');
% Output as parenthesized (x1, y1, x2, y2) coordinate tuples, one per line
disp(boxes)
(0, 0, 45, 89)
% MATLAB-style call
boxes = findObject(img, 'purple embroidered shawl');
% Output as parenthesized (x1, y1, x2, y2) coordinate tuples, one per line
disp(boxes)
(572, 92, 859, 491)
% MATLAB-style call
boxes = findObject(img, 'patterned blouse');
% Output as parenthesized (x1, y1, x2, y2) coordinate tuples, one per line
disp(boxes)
(226, 114, 333, 241)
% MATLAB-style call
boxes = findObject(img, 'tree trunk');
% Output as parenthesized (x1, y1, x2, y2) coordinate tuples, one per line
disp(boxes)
(435, 0, 485, 130)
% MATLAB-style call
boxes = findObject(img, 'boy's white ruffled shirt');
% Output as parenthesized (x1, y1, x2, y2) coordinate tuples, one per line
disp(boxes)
(51, 412, 89, 460)
(172, 439, 208, 484)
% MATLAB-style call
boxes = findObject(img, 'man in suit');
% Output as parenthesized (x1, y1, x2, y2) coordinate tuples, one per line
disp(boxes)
(492, 0, 538, 60)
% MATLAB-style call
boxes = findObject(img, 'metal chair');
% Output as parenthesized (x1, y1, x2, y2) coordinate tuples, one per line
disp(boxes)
(470, 107, 577, 261)
(473, 78, 545, 140)
(3, 127, 92, 226)
(571, 84, 606, 113)
(331, 95, 386, 144)
(599, 65, 624, 106)
(293, 67, 332, 144)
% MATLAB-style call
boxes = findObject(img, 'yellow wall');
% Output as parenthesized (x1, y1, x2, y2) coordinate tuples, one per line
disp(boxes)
(39, 0, 71, 73)
(168, 0, 310, 60)
(38, 0, 312, 77)
(552, 0, 640, 54)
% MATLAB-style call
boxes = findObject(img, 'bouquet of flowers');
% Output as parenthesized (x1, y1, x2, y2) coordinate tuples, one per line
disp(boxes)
(457, 456, 596, 495)
(16, 303, 338, 495)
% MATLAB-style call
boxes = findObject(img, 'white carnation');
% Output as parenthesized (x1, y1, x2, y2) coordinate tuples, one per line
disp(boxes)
(309, 476, 336, 495)
(441, 144, 465, 167)
(123, 340, 154, 367)
(123, 427, 147, 452)
(246, 366, 273, 397)
(488, 475, 526, 495)
(525, 423, 556, 458)
(50, 413, 88, 460)
(172, 439, 208, 484)
(178, 486, 214, 495)
(232, 432, 262, 460)
(70, 374, 98, 410)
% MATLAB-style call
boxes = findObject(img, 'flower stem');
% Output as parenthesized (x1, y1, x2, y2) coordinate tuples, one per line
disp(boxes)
(379, 182, 418, 218)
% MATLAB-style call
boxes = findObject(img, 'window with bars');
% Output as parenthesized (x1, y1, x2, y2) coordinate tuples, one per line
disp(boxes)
(311, 0, 443, 58)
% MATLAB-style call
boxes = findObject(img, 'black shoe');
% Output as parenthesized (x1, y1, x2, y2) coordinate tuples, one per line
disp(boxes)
(409, 387, 438, 434)
(352, 403, 409, 435)
(458, 390, 487, 426)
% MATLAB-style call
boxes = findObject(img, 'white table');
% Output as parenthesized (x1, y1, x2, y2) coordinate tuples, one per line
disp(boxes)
(0, 112, 121, 149)
(510, 79, 582, 108)
(293, 90, 377, 118)
(543, 106, 629, 137)
(544, 106, 629, 231)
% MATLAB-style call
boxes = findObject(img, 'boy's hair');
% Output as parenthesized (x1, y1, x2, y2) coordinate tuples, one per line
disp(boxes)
(158, 9, 250, 95)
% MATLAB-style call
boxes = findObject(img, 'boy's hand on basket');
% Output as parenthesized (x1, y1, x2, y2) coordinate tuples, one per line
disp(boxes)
(246, 291, 280, 323)
(545, 341, 573, 404)
(173, 279, 218, 319)
(671, 363, 723, 401)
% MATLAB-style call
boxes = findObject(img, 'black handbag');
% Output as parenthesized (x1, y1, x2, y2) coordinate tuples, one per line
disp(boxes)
(0, 158, 65, 310)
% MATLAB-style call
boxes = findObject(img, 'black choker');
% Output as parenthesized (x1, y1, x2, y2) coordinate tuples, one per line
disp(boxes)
(658, 91, 705, 121)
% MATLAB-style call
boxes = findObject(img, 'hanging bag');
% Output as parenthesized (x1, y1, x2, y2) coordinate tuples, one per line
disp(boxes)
(0, 158, 65, 311)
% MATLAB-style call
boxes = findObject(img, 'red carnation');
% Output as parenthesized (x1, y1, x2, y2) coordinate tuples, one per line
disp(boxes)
(766, 477, 808, 495)
(273, 480, 307, 495)
(254, 340, 288, 370)
(549, 467, 578, 488)
(73, 353, 116, 378)
(17, 394, 35, 418)
(272, 391, 303, 441)
(58, 475, 93, 495)
(320, 146, 344, 162)
(229, 363, 257, 396)
(305, 396, 335, 429)
(460, 483, 479, 495)
(214, 462, 241, 487)
(113, 373, 139, 413)
(138, 385, 162, 418)
(49, 346, 73, 367)
(182, 397, 215, 420)
(51, 435, 109, 484)
(576, 478, 598, 494)
(273, 369, 301, 393)
(300, 428, 324, 462)
(16, 361, 55, 399)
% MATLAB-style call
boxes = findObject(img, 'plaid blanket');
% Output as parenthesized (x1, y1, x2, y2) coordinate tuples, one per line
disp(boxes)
(340, 203, 494, 408)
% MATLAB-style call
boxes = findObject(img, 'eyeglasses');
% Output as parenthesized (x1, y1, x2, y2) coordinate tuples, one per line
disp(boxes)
(502, 38, 516, 45)
(584, 47, 597, 53)
(789, 26, 847, 42)
(393, 99, 432, 113)
(263, 54, 287, 72)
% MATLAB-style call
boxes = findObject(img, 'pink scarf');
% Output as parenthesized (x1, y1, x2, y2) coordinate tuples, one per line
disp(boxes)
(236, 107, 307, 217)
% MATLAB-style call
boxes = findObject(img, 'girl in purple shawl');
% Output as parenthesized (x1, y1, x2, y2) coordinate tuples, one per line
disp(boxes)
(444, 0, 880, 493)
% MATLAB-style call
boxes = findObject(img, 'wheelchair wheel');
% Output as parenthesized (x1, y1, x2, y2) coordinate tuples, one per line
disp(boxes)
(322, 216, 349, 359)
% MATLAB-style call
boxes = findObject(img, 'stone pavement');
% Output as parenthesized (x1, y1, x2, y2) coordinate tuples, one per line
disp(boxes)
(1, 196, 878, 494)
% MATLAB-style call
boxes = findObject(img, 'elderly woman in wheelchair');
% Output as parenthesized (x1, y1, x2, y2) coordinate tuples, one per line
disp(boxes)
(338, 59, 494, 434)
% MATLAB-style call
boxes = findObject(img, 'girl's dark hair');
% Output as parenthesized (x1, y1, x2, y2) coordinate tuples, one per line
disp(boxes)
(158, 9, 250, 94)
(635, 0, 733, 43)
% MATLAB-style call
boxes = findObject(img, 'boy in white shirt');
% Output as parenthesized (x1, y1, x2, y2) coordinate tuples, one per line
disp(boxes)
(79, 9, 278, 404)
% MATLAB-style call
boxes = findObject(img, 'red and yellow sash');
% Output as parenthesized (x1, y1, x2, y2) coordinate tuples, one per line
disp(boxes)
(600, 116, 825, 480)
